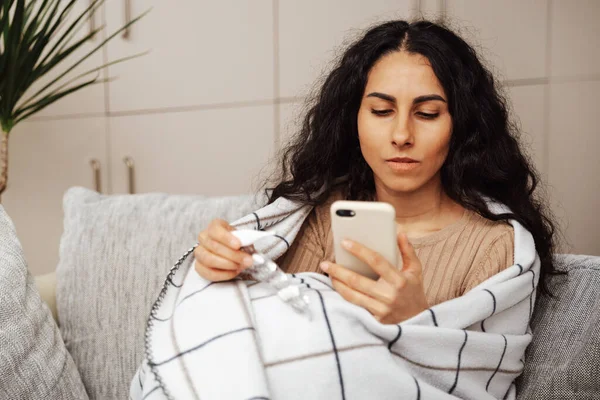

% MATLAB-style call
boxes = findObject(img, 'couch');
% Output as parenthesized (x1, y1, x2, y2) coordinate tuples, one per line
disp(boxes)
(2, 187, 599, 399)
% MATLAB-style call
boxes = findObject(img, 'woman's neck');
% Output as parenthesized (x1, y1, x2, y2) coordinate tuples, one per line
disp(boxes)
(374, 177, 464, 238)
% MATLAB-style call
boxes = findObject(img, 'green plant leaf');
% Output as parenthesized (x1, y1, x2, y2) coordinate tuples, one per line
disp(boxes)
(54, 2, 102, 57)
(17, 24, 104, 109)
(35, 24, 103, 79)
(12, 0, 98, 107)
(39, 0, 103, 69)
(23, 0, 35, 22)
(21, 0, 41, 41)
(19, 21, 106, 100)
(1, 1, 16, 52)
(0, 116, 14, 135)
(0, 0, 149, 128)
(14, 74, 100, 123)
(0, 2, 11, 78)
(12, 0, 63, 103)
(19, 8, 149, 110)
(2, 0, 22, 116)
(5, 0, 62, 111)
(29, 0, 75, 65)
(15, 50, 148, 114)
(28, 0, 56, 37)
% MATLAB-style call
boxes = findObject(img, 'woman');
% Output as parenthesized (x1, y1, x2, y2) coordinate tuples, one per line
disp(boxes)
(193, 20, 557, 325)
(133, 20, 558, 400)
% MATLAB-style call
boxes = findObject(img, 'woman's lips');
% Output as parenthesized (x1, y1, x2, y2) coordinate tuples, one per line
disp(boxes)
(385, 159, 420, 171)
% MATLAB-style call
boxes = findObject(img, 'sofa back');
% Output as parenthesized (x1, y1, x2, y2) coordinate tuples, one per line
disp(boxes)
(57, 187, 261, 399)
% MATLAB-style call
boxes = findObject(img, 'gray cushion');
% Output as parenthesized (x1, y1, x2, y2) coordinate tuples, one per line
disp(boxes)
(516, 254, 600, 399)
(0, 205, 88, 400)
(56, 187, 261, 400)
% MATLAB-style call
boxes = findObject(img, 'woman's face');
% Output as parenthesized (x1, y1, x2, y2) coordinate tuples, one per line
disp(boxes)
(357, 50, 452, 196)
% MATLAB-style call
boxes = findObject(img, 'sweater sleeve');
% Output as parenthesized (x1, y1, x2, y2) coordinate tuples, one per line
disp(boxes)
(461, 228, 514, 294)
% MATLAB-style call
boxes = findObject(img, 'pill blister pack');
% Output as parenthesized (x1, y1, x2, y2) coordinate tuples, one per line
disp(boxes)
(233, 230, 312, 318)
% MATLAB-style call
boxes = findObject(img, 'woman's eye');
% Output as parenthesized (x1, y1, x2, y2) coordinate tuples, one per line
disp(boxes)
(371, 109, 392, 116)
(417, 112, 439, 119)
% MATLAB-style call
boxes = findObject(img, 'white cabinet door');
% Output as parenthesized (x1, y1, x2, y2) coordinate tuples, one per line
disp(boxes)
(109, 105, 275, 196)
(104, 0, 274, 113)
(548, 81, 600, 256)
(507, 84, 547, 177)
(550, 0, 600, 77)
(26, 1, 107, 118)
(3, 118, 109, 275)
(445, 0, 548, 81)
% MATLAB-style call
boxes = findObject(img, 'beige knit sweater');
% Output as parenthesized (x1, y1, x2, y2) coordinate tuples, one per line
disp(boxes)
(277, 192, 514, 306)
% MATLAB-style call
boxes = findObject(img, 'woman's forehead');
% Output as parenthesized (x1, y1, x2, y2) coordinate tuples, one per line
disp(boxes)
(365, 51, 446, 98)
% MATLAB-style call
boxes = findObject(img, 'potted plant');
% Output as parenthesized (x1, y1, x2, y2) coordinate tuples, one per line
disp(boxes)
(0, 0, 146, 201)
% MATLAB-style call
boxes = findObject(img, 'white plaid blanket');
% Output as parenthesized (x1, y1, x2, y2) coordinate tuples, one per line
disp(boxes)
(131, 196, 539, 400)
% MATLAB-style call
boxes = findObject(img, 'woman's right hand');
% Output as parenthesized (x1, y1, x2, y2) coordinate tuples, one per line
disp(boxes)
(194, 219, 255, 282)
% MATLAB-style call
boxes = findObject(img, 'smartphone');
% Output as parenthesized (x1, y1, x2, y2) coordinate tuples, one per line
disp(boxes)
(330, 200, 400, 280)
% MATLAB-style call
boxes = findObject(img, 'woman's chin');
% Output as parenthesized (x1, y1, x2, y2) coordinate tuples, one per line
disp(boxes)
(377, 180, 423, 196)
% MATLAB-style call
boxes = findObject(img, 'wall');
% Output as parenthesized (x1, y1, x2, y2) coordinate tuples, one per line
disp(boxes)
(5, 0, 599, 275)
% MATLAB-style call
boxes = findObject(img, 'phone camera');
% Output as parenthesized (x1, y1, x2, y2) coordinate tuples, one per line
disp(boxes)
(336, 209, 356, 217)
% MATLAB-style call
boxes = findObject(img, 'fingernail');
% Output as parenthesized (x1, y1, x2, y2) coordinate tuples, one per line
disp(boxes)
(320, 261, 329, 272)
(230, 238, 240, 248)
(243, 256, 254, 267)
(342, 239, 352, 249)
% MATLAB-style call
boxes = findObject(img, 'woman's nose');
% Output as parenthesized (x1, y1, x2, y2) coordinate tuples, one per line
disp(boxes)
(391, 112, 413, 147)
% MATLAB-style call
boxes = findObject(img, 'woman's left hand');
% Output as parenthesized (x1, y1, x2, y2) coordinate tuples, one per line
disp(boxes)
(320, 233, 429, 324)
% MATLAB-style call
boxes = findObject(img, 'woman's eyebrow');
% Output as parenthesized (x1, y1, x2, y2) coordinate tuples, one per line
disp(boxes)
(366, 92, 447, 105)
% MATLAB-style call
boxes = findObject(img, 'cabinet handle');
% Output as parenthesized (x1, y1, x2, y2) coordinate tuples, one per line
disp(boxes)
(89, 159, 102, 193)
(88, 0, 96, 40)
(123, 156, 135, 194)
(122, 0, 132, 39)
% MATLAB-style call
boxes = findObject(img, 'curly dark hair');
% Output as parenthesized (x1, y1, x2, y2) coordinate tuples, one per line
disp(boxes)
(266, 19, 559, 297)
